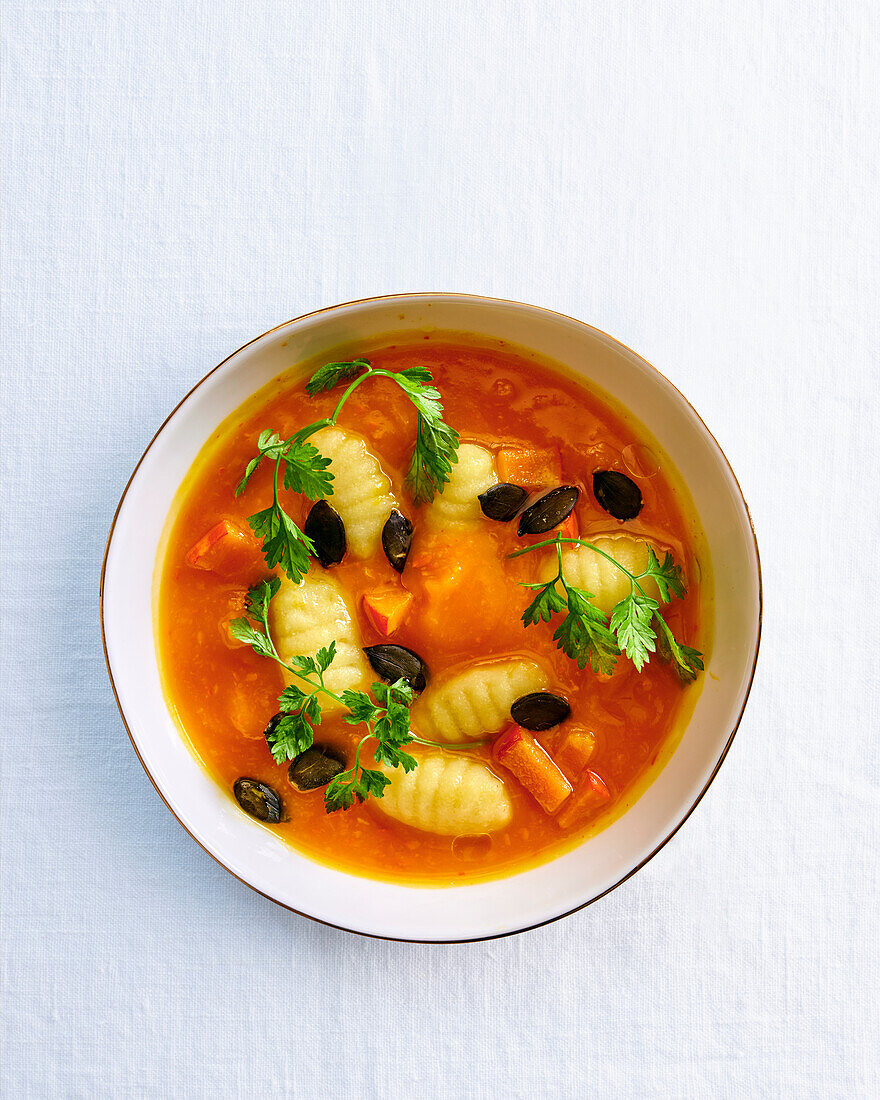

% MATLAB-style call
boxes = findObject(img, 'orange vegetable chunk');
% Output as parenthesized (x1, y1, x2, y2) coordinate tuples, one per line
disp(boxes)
(554, 727, 597, 779)
(497, 446, 562, 489)
(185, 519, 263, 581)
(555, 770, 611, 830)
(492, 724, 573, 814)
(362, 588, 414, 637)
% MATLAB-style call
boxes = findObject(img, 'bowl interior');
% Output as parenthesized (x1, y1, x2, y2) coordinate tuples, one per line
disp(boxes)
(102, 295, 760, 941)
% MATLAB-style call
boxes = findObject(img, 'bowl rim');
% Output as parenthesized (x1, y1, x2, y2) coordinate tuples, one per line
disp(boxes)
(99, 291, 763, 943)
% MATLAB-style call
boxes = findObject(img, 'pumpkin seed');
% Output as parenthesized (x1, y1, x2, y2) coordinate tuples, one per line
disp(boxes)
(592, 470, 643, 520)
(516, 486, 579, 536)
(478, 483, 529, 521)
(304, 499, 346, 567)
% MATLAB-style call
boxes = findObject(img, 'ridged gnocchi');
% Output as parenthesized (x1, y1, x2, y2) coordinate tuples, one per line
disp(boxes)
(269, 570, 370, 708)
(412, 659, 550, 742)
(375, 753, 512, 835)
(310, 426, 397, 558)
(542, 536, 663, 613)
(427, 442, 497, 525)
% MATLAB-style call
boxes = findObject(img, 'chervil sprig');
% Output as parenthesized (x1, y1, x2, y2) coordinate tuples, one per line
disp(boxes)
(305, 358, 371, 396)
(235, 359, 460, 581)
(511, 537, 703, 681)
(324, 680, 420, 812)
(229, 580, 485, 812)
(519, 542, 620, 675)
(392, 366, 460, 502)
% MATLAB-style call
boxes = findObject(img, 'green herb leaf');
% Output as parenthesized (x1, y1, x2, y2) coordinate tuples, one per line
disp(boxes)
(609, 591, 659, 671)
(257, 429, 285, 457)
(235, 455, 263, 497)
(391, 367, 460, 503)
(322, 677, 418, 812)
(324, 764, 392, 812)
(323, 771, 356, 812)
(339, 689, 381, 725)
(247, 505, 314, 583)
(554, 583, 620, 675)
(305, 358, 371, 396)
(395, 365, 434, 388)
(370, 678, 416, 712)
(245, 577, 281, 621)
(642, 547, 687, 603)
(370, 679, 415, 750)
(521, 580, 568, 626)
(286, 640, 337, 682)
(277, 684, 306, 708)
(227, 617, 274, 659)
(227, 578, 283, 659)
(235, 431, 332, 581)
(280, 439, 334, 500)
(314, 642, 337, 675)
(373, 742, 418, 772)
(357, 768, 393, 798)
(654, 616, 705, 682)
(265, 710, 315, 763)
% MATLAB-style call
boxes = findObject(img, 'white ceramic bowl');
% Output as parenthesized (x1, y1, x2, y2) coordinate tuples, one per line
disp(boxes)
(101, 294, 761, 942)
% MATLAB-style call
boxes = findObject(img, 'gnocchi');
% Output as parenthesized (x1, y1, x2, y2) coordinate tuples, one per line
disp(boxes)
(269, 569, 370, 708)
(542, 536, 663, 614)
(310, 426, 397, 558)
(412, 659, 550, 742)
(375, 753, 512, 835)
(427, 442, 497, 526)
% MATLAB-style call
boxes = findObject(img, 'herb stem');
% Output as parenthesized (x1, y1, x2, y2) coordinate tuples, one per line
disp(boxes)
(410, 735, 491, 750)
(511, 534, 654, 598)
(291, 367, 397, 447)
(351, 733, 370, 776)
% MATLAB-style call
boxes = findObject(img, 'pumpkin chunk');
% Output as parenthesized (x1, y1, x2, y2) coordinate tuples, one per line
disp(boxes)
(497, 446, 562, 488)
(553, 727, 597, 779)
(185, 520, 262, 580)
(362, 589, 414, 637)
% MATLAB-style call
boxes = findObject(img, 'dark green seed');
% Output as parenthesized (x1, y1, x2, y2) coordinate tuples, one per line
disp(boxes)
(382, 509, 414, 573)
(510, 692, 571, 731)
(304, 500, 346, 567)
(592, 470, 643, 521)
(233, 778, 283, 823)
(364, 644, 428, 693)
(288, 746, 345, 792)
(478, 483, 529, 522)
(516, 486, 579, 536)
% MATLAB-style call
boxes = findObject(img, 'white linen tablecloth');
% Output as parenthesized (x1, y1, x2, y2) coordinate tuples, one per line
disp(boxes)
(2, 1, 877, 1096)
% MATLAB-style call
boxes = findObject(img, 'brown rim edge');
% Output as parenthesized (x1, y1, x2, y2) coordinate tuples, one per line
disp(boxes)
(99, 292, 763, 944)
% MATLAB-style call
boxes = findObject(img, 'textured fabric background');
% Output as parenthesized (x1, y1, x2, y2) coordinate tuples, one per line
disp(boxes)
(2, 2, 878, 1097)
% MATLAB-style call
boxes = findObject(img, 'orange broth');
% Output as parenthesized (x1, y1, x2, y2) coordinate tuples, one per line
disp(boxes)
(157, 338, 710, 884)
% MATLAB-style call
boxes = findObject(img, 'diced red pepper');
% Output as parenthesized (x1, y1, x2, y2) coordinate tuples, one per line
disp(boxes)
(362, 588, 414, 636)
(492, 724, 573, 814)
(497, 446, 562, 489)
(186, 520, 263, 581)
(555, 769, 612, 830)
